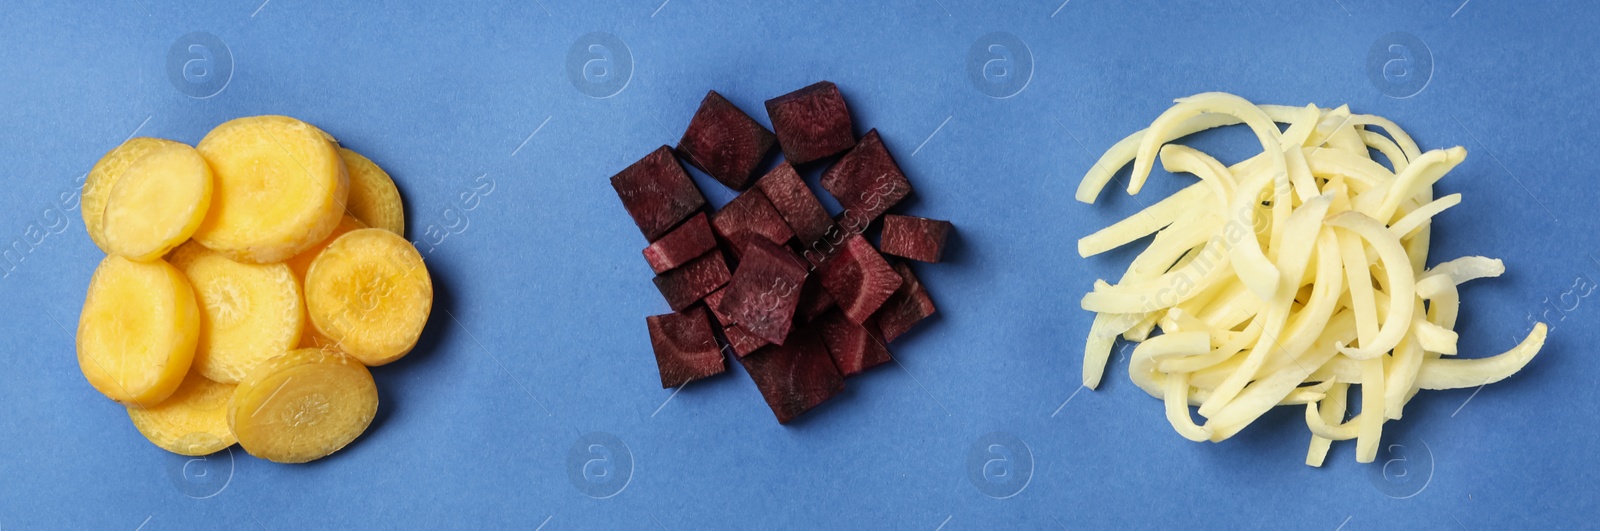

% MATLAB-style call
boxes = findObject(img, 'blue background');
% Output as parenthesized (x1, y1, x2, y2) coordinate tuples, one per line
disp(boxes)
(1, 0, 1594, 529)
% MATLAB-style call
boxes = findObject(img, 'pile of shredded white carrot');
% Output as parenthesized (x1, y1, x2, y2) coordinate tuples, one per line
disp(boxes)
(1077, 92, 1547, 466)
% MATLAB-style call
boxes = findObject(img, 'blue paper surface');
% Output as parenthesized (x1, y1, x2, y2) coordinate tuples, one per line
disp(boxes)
(1, 0, 1594, 528)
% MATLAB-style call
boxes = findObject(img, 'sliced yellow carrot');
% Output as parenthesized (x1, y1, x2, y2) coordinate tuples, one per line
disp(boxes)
(339, 148, 405, 236)
(127, 371, 237, 455)
(76, 256, 199, 406)
(305, 228, 432, 365)
(169, 241, 302, 384)
(228, 348, 377, 463)
(82, 138, 178, 253)
(194, 115, 349, 263)
(101, 141, 213, 261)
(284, 215, 366, 349)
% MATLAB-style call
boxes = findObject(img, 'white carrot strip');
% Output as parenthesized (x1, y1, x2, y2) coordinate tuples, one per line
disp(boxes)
(1078, 182, 1212, 257)
(1159, 144, 1239, 213)
(1306, 382, 1350, 467)
(1306, 148, 1393, 189)
(1425, 256, 1506, 285)
(1389, 193, 1461, 239)
(1161, 318, 1262, 374)
(1123, 312, 1162, 342)
(1416, 324, 1548, 390)
(1158, 308, 1211, 337)
(1355, 356, 1386, 463)
(1349, 114, 1423, 162)
(1320, 323, 1548, 391)
(1360, 130, 1409, 174)
(1128, 331, 1212, 398)
(1416, 274, 1461, 336)
(1130, 93, 1287, 197)
(1224, 166, 1283, 301)
(1077, 113, 1243, 203)
(1124, 214, 1220, 280)
(1304, 105, 1350, 148)
(1319, 106, 1368, 155)
(1279, 105, 1322, 147)
(1372, 147, 1467, 223)
(1404, 224, 1432, 278)
(1305, 397, 1359, 440)
(1079, 236, 1235, 313)
(1328, 212, 1415, 360)
(1165, 372, 1212, 442)
(1412, 320, 1459, 355)
(1284, 142, 1320, 204)
(1336, 229, 1380, 351)
(1083, 310, 1143, 389)
(1384, 334, 1426, 419)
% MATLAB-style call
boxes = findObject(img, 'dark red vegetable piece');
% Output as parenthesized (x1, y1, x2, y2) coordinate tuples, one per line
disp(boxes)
(820, 130, 911, 228)
(817, 233, 901, 324)
(642, 212, 717, 274)
(755, 161, 834, 245)
(647, 306, 726, 388)
(817, 309, 891, 377)
(738, 326, 843, 423)
(703, 286, 736, 326)
(795, 274, 836, 322)
(676, 90, 777, 191)
(764, 81, 856, 164)
(721, 323, 770, 358)
(652, 251, 731, 311)
(879, 214, 951, 263)
(718, 239, 809, 345)
(872, 261, 937, 342)
(711, 189, 794, 249)
(610, 145, 707, 241)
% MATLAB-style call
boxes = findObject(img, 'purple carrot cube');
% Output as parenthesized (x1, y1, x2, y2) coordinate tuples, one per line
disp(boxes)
(677, 90, 777, 191)
(765, 81, 856, 164)
(880, 215, 952, 263)
(611, 146, 707, 241)
(647, 306, 727, 388)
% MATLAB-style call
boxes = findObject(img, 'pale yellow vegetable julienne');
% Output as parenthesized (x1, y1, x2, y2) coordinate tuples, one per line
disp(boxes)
(1076, 93, 1548, 466)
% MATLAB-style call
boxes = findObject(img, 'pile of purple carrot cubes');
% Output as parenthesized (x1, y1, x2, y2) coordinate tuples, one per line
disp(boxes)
(610, 81, 953, 424)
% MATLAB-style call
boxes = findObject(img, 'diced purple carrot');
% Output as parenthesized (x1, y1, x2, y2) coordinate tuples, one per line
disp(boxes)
(872, 261, 937, 342)
(820, 130, 911, 227)
(765, 81, 856, 164)
(703, 287, 736, 326)
(755, 162, 833, 244)
(797, 224, 851, 270)
(652, 250, 731, 311)
(880, 214, 952, 263)
(610, 146, 707, 241)
(738, 325, 844, 424)
(816, 309, 890, 377)
(676, 90, 777, 191)
(817, 233, 901, 324)
(642, 212, 717, 274)
(796, 274, 836, 322)
(722, 323, 770, 358)
(647, 306, 727, 388)
(718, 238, 809, 345)
(711, 189, 795, 248)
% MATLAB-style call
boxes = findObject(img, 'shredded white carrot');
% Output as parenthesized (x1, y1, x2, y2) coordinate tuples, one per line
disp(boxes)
(1075, 93, 1547, 466)
(1327, 211, 1416, 360)
(1389, 193, 1461, 239)
(1306, 382, 1350, 466)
